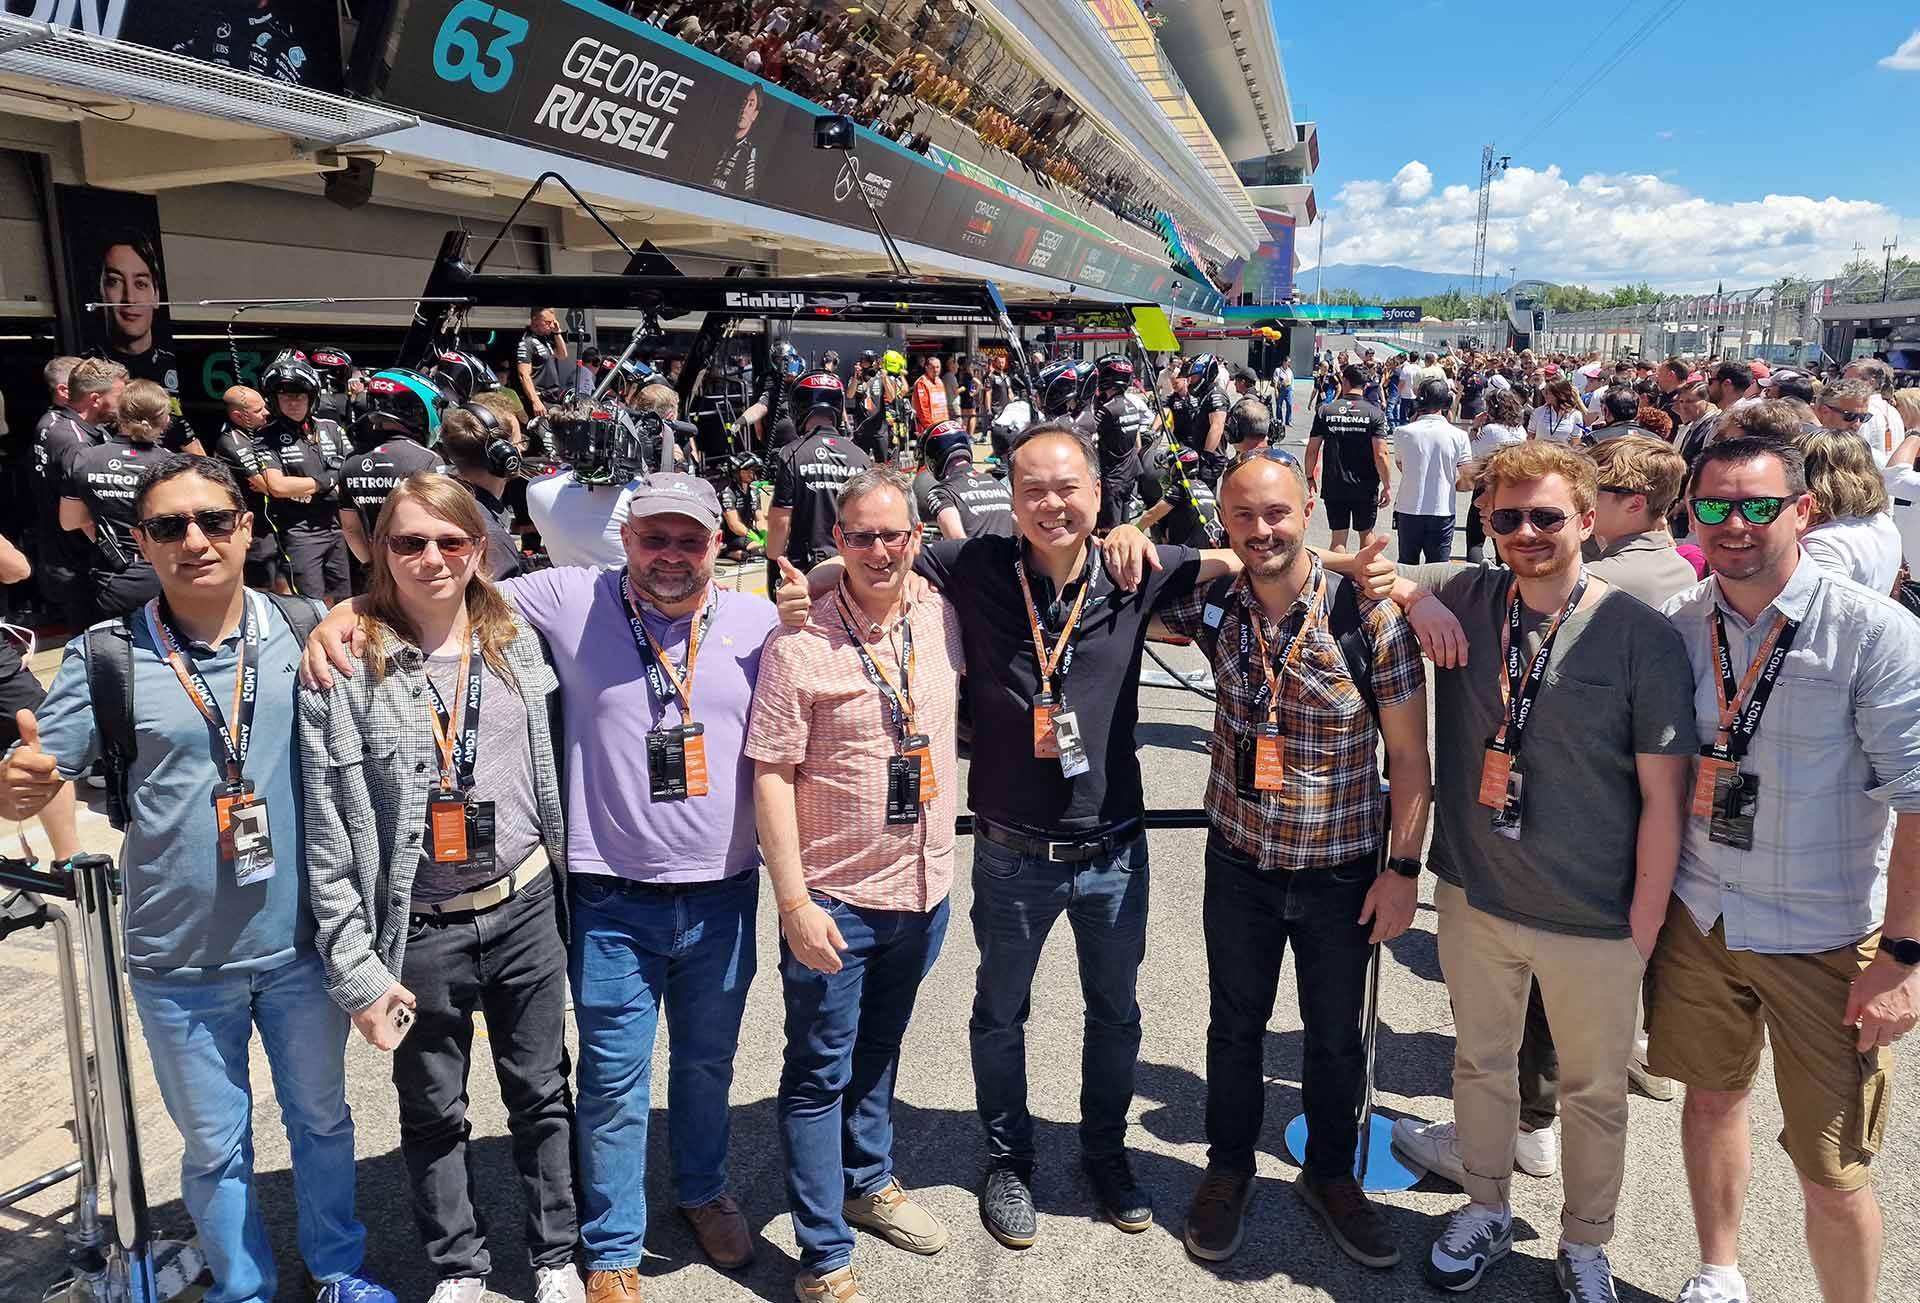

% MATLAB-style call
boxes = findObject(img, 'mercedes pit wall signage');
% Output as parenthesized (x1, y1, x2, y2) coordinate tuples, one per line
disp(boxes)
(373, 0, 1224, 314)
(16, 1, 346, 92)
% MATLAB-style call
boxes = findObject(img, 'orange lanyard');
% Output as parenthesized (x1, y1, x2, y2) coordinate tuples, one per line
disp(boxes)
(1015, 544, 1092, 697)
(425, 639, 473, 792)
(150, 597, 252, 783)
(626, 577, 709, 723)
(1245, 567, 1326, 727)
(836, 586, 917, 734)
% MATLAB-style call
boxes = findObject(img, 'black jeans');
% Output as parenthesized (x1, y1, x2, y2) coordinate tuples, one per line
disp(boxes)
(395, 871, 578, 1280)
(1202, 836, 1375, 1181)
(1518, 978, 1558, 1131)
(1464, 500, 1489, 564)
(1394, 511, 1455, 564)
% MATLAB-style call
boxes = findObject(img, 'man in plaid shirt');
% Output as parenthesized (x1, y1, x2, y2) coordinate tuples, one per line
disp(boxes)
(1153, 449, 1431, 1269)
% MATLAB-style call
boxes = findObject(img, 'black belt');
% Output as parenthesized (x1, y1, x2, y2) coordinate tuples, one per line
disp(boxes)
(974, 818, 1142, 864)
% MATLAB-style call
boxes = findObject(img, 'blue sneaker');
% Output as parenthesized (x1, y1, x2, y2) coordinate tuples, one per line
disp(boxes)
(313, 1273, 398, 1303)
(1425, 1201, 1512, 1292)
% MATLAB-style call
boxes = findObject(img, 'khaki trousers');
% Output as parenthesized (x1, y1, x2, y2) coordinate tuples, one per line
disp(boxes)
(1435, 879, 1645, 1244)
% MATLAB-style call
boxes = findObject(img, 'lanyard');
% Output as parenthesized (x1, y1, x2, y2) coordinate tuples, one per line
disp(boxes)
(1014, 542, 1095, 697)
(834, 586, 917, 743)
(623, 572, 712, 723)
(1494, 571, 1589, 758)
(1240, 566, 1327, 725)
(148, 594, 260, 783)
(423, 635, 484, 791)
(1709, 609, 1800, 761)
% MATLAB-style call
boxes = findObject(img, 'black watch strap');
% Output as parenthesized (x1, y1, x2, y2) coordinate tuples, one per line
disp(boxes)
(1386, 856, 1422, 880)
(1883, 936, 1920, 967)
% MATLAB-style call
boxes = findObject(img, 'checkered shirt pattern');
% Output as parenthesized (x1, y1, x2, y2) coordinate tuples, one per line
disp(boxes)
(1158, 560, 1424, 869)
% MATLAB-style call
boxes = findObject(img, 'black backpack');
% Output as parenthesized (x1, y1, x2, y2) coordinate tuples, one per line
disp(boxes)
(1193, 572, 1380, 727)
(84, 592, 321, 830)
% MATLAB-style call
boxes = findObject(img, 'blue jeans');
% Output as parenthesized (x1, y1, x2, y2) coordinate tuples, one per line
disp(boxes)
(129, 953, 365, 1303)
(778, 895, 949, 1273)
(969, 831, 1149, 1173)
(1279, 388, 1293, 428)
(1394, 511, 1455, 564)
(568, 872, 759, 1271)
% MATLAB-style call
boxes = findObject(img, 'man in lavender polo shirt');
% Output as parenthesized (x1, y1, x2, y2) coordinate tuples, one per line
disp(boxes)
(305, 472, 778, 1303)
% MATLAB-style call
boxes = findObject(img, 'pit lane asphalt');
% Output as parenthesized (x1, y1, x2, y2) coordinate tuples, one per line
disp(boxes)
(2, 394, 1914, 1302)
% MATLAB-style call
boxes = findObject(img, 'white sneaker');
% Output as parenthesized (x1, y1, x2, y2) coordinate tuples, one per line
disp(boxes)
(1392, 1118, 1468, 1186)
(1675, 1270, 1748, 1302)
(426, 1281, 484, 1303)
(534, 1266, 585, 1303)
(1515, 1125, 1558, 1178)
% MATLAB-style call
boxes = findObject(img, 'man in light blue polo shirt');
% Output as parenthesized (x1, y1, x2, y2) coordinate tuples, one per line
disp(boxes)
(1, 454, 390, 1303)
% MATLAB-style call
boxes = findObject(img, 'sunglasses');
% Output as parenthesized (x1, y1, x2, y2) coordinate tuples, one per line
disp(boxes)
(838, 528, 914, 551)
(386, 534, 481, 558)
(1597, 484, 1644, 497)
(1822, 407, 1872, 424)
(632, 533, 713, 555)
(1486, 507, 1571, 535)
(135, 509, 242, 543)
(1689, 494, 1801, 526)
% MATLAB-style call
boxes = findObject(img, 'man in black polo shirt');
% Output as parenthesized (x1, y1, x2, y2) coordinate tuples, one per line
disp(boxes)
(1304, 363, 1392, 552)
(765, 370, 871, 589)
(779, 419, 1231, 1249)
(514, 307, 569, 422)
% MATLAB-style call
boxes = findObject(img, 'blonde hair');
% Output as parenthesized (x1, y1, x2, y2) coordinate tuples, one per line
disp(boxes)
(1586, 435, 1686, 519)
(1794, 430, 1889, 525)
(116, 379, 172, 442)
(1475, 440, 1598, 515)
(1893, 387, 1920, 433)
(358, 473, 521, 684)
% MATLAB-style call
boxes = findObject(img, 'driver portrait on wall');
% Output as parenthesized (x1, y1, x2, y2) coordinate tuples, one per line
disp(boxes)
(710, 84, 762, 194)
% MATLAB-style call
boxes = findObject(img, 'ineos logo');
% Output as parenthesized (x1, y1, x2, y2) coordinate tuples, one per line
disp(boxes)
(432, 0, 529, 93)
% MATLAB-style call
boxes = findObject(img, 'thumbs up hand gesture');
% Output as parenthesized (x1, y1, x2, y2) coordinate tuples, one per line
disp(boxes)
(2, 710, 67, 820)
(775, 557, 812, 629)
(1354, 534, 1395, 601)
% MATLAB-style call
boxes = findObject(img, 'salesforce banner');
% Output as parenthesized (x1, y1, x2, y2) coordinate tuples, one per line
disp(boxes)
(368, 0, 1223, 313)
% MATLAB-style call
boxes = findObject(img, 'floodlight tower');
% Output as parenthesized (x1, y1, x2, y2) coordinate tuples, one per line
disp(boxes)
(1471, 145, 1510, 301)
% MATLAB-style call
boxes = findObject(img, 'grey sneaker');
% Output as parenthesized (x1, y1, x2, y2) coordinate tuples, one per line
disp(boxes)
(1556, 1242, 1619, 1302)
(426, 1281, 485, 1303)
(1425, 1202, 1512, 1292)
(534, 1266, 586, 1303)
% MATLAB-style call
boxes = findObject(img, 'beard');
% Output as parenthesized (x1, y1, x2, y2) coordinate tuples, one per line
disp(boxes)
(1241, 533, 1303, 580)
(631, 561, 708, 605)
(1503, 539, 1575, 580)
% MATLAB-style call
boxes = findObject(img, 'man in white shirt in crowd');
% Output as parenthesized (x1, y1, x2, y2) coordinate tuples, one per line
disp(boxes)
(1843, 360, 1906, 462)
(1392, 378, 1471, 564)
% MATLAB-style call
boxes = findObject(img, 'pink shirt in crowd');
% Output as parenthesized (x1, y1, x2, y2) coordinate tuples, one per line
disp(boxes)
(745, 588, 965, 912)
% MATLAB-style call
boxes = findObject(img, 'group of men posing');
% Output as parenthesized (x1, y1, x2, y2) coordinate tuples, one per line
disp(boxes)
(1, 359, 1916, 1303)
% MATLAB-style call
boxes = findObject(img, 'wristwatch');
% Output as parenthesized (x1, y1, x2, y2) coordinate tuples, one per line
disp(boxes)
(1386, 856, 1422, 880)
(1882, 936, 1920, 968)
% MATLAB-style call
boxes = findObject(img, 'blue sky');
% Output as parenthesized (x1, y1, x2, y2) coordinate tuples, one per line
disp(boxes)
(1270, 1, 1920, 289)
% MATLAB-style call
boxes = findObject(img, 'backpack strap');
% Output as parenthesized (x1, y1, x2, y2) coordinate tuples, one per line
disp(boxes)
(262, 591, 322, 649)
(83, 619, 137, 831)
(1328, 575, 1380, 728)
(1193, 572, 1240, 664)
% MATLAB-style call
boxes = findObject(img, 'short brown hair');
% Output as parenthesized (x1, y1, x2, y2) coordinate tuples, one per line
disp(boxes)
(68, 357, 128, 399)
(1718, 399, 1805, 443)
(1587, 435, 1686, 519)
(1794, 429, 1889, 524)
(1475, 440, 1597, 515)
(116, 379, 172, 441)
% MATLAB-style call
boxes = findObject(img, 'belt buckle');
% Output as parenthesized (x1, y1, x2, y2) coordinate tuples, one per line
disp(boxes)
(1047, 840, 1073, 861)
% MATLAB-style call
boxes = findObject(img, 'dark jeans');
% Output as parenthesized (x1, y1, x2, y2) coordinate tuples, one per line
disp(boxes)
(778, 896, 949, 1273)
(1394, 511, 1455, 564)
(1202, 836, 1375, 1180)
(969, 830, 1149, 1173)
(396, 872, 577, 1281)
(1465, 500, 1489, 564)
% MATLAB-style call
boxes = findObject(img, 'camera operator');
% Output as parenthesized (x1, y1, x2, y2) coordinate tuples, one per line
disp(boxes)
(525, 381, 689, 568)
(515, 307, 570, 424)
(439, 405, 528, 580)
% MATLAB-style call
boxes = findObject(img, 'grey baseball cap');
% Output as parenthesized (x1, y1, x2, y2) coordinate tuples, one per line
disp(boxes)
(627, 472, 721, 531)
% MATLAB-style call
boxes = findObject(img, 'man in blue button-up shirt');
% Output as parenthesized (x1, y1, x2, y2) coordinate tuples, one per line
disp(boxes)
(1653, 435, 1920, 1303)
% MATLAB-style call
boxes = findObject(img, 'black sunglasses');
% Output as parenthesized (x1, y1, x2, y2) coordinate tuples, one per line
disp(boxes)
(1689, 494, 1801, 526)
(1597, 484, 1644, 496)
(1486, 507, 1570, 535)
(386, 534, 481, 557)
(135, 509, 242, 543)
(1821, 407, 1872, 424)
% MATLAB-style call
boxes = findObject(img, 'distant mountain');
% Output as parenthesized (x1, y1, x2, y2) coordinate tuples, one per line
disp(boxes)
(1297, 263, 1494, 302)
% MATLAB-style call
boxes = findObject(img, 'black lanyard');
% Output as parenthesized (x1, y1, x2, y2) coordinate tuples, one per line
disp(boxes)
(835, 588, 916, 744)
(1711, 609, 1801, 762)
(148, 594, 261, 782)
(1498, 572, 1588, 759)
(623, 573, 713, 722)
(1237, 567, 1326, 723)
(423, 636, 484, 791)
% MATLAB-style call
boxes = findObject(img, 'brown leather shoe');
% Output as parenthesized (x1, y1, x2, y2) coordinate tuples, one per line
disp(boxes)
(584, 1266, 641, 1303)
(681, 1195, 754, 1269)
(1183, 1166, 1254, 1262)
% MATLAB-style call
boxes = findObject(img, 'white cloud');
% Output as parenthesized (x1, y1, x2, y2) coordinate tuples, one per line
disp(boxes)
(1880, 30, 1920, 70)
(1388, 160, 1432, 204)
(1320, 161, 1920, 291)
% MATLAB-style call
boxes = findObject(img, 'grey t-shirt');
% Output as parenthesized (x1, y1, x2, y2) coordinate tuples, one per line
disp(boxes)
(1404, 562, 1699, 937)
(413, 652, 543, 903)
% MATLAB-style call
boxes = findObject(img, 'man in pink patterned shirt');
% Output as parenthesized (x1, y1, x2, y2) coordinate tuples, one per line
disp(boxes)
(746, 467, 964, 1303)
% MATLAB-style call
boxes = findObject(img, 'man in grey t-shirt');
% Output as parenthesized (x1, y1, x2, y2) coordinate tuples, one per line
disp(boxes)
(1359, 443, 1694, 1300)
